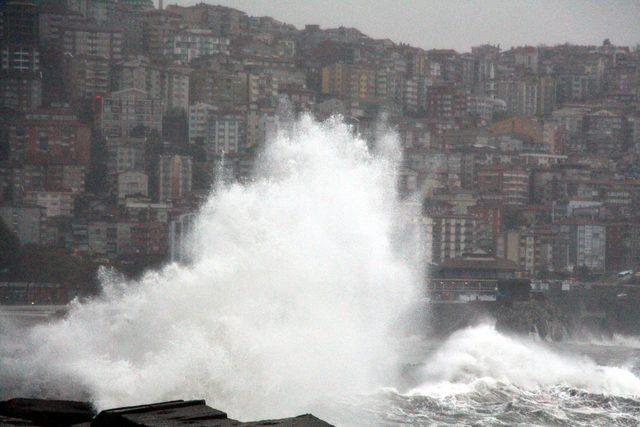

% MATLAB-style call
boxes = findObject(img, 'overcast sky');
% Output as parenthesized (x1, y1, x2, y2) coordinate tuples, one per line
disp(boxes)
(160, 0, 640, 52)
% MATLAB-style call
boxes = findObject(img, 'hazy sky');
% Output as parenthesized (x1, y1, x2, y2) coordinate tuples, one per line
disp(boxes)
(161, 0, 640, 52)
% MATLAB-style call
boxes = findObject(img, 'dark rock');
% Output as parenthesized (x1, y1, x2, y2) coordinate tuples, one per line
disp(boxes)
(0, 398, 333, 426)
(91, 400, 227, 426)
(243, 414, 333, 426)
(495, 299, 571, 340)
(0, 398, 94, 426)
(91, 400, 334, 426)
(0, 414, 38, 425)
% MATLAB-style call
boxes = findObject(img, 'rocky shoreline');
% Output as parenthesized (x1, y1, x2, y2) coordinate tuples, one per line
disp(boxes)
(429, 286, 640, 342)
(495, 299, 574, 341)
(0, 398, 333, 426)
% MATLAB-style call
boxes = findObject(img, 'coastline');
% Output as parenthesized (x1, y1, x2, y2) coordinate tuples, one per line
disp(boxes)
(428, 283, 640, 341)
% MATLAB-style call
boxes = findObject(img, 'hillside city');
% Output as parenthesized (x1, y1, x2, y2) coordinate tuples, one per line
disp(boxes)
(1, 0, 640, 304)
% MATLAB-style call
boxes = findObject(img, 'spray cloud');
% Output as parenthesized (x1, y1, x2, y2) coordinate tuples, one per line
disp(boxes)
(0, 115, 420, 421)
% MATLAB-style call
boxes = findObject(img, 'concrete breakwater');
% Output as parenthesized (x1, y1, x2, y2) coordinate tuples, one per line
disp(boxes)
(0, 398, 333, 426)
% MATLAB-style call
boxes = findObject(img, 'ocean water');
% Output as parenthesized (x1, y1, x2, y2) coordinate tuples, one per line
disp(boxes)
(1, 115, 639, 426)
(328, 325, 640, 426)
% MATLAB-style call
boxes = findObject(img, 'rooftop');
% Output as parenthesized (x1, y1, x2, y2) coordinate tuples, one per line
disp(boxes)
(440, 252, 519, 271)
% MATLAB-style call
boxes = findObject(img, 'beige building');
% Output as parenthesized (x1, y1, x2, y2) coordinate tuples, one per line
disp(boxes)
(424, 214, 479, 265)
(101, 88, 163, 138)
(321, 63, 376, 100)
(190, 69, 248, 108)
(116, 57, 190, 113)
(499, 227, 570, 277)
(158, 154, 192, 202)
(141, 9, 183, 58)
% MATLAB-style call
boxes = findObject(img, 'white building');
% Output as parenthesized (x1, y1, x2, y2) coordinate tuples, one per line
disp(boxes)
(1, 45, 40, 72)
(520, 153, 568, 168)
(203, 110, 246, 156)
(116, 57, 162, 100)
(101, 88, 163, 138)
(23, 191, 74, 218)
(402, 77, 419, 113)
(566, 201, 603, 219)
(163, 64, 190, 112)
(467, 96, 506, 122)
(551, 106, 591, 137)
(570, 223, 606, 273)
(497, 79, 538, 117)
(117, 171, 149, 200)
(107, 140, 146, 176)
(61, 24, 123, 62)
(188, 102, 216, 144)
(164, 29, 230, 62)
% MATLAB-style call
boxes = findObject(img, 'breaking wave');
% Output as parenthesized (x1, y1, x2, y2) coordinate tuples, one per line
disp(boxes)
(353, 324, 640, 425)
(0, 115, 420, 421)
(411, 324, 640, 397)
(2, 114, 640, 425)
